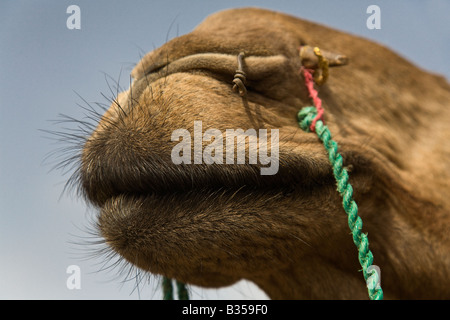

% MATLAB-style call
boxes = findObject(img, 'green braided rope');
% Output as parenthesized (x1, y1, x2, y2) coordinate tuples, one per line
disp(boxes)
(176, 280, 190, 300)
(162, 277, 189, 300)
(162, 277, 174, 300)
(298, 106, 383, 300)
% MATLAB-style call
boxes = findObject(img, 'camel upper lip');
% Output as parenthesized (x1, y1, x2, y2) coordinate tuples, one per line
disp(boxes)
(80, 146, 332, 209)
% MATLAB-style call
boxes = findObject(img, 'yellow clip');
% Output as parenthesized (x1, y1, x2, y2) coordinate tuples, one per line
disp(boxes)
(313, 47, 329, 86)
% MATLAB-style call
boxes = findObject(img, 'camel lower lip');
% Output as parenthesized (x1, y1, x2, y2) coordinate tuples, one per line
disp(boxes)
(97, 187, 254, 254)
(96, 188, 282, 286)
(97, 186, 275, 226)
(98, 190, 262, 286)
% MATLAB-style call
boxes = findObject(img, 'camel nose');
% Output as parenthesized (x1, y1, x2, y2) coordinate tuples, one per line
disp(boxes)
(79, 104, 172, 206)
(79, 127, 146, 206)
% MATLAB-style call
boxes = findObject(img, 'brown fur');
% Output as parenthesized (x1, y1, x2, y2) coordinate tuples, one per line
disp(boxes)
(80, 8, 450, 299)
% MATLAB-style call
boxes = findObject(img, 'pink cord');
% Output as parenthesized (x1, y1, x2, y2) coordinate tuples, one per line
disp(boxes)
(302, 68, 324, 132)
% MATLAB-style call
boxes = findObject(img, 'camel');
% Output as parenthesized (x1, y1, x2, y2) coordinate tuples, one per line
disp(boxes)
(77, 8, 450, 299)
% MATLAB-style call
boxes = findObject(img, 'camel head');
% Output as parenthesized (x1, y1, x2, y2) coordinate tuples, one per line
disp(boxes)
(77, 8, 450, 299)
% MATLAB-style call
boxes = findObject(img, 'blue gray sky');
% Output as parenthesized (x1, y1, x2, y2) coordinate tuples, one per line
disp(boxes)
(0, 0, 448, 299)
